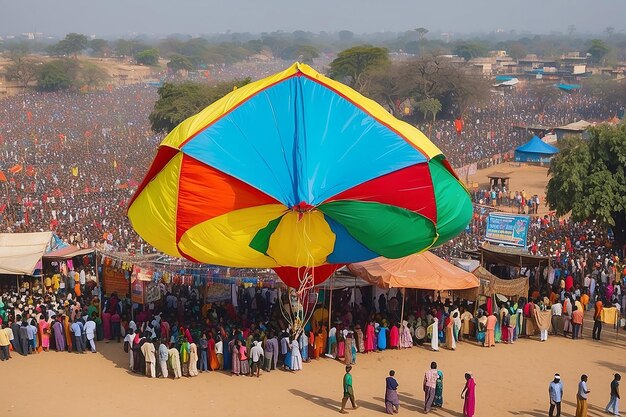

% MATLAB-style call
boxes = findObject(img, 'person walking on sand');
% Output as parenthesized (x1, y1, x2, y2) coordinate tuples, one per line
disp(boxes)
(384, 370, 400, 414)
(424, 361, 439, 413)
(576, 374, 590, 417)
(605, 373, 621, 416)
(340, 365, 357, 414)
(461, 373, 476, 417)
(549, 374, 563, 417)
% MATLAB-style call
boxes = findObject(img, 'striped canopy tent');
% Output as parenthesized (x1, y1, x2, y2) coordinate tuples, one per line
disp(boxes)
(128, 63, 472, 289)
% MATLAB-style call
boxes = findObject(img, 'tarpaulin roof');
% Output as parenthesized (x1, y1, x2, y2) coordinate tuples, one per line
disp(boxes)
(556, 120, 594, 131)
(451, 258, 529, 299)
(43, 246, 95, 260)
(347, 251, 479, 290)
(557, 83, 582, 91)
(478, 242, 549, 268)
(493, 78, 519, 87)
(314, 273, 371, 289)
(0, 232, 54, 275)
(515, 135, 559, 155)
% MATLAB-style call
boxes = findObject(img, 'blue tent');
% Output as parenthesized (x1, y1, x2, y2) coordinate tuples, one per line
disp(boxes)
(557, 83, 581, 91)
(514, 136, 559, 163)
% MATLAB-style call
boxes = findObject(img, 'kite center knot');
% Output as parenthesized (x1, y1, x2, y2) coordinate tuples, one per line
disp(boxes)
(292, 201, 316, 220)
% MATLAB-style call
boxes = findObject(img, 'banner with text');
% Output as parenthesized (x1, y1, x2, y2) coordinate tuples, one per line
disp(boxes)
(485, 213, 530, 247)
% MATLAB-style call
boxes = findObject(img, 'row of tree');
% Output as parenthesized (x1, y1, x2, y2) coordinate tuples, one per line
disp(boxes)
(2, 30, 623, 74)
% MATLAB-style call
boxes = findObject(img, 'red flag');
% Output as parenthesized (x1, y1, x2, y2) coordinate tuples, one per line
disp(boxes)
(454, 118, 464, 134)
(9, 164, 23, 174)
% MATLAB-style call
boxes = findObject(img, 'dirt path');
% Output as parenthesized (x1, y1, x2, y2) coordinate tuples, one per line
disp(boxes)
(1, 319, 623, 417)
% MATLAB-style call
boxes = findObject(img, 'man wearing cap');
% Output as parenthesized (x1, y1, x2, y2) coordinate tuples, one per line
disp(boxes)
(549, 374, 564, 417)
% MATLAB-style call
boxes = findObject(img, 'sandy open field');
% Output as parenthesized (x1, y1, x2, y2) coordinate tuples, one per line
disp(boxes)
(468, 162, 553, 216)
(2, 317, 624, 417)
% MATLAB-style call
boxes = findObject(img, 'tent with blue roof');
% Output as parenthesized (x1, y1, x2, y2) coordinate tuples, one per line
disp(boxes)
(514, 135, 559, 163)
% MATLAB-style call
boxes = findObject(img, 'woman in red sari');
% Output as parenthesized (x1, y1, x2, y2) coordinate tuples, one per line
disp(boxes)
(389, 323, 400, 349)
(364, 321, 375, 353)
(461, 373, 476, 417)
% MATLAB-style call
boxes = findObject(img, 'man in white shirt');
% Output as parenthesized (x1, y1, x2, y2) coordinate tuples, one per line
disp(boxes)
(250, 340, 264, 378)
(141, 338, 156, 378)
(215, 337, 224, 370)
(83, 318, 97, 353)
(551, 302, 562, 336)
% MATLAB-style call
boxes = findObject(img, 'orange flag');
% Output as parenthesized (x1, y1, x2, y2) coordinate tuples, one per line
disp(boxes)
(0, 171, 6, 182)
(9, 164, 23, 174)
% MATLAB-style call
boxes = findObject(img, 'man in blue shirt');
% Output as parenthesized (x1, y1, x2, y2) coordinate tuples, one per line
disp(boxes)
(26, 320, 38, 352)
(70, 319, 84, 353)
(549, 374, 563, 417)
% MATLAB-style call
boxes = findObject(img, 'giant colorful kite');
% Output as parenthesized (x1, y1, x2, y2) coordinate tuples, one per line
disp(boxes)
(128, 63, 472, 288)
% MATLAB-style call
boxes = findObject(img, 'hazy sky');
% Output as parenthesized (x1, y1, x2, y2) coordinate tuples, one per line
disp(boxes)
(1, 0, 625, 37)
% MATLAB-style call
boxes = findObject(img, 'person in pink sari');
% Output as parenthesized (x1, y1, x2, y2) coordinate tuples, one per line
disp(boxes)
(389, 323, 400, 349)
(461, 373, 476, 417)
(39, 318, 50, 351)
(102, 311, 112, 340)
(364, 321, 375, 353)
(400, 320, 413, 348)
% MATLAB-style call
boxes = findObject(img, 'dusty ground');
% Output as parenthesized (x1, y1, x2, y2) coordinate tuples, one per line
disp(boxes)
(468, 162, 553, 216)
(1, 319, 623, 417)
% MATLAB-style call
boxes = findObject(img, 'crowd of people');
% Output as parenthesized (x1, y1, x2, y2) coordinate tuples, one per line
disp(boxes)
(1, 62, 625, 416)
(0, 74, 621, 257)
(427, 89, 617, 167)
(0, 85, 161, 252)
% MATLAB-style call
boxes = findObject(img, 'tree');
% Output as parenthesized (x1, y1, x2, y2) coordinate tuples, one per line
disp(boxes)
(506, 42, 527, 60)
(53, 33, 89, 58)
(338, 30, 354, 42)
(587, 39, 610, 64)
(605, 26, 615, 38)
(78, 62, 110, 89)
(329, 46, 389, 89)
(360, 56, 490, 119)
(135, 48, 160, 66)
(453, 42, 487, 61)
(89, 39, 109, 57)
(415, 97, 441, 136)
(149, 78, 251, 133)
(36, 59, 78, 91)
(547, 124, 626, 248)
(416, 97, 442, 122)
(167, 54, 194, 72)
(279, 44, 319, 63)
(5, 53, 40, 87)
(114, 39, 151, 57)
(415, 27, 429, 40)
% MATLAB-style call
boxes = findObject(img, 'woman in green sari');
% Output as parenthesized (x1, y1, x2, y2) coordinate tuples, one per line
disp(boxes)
(433, 369, 444, 407)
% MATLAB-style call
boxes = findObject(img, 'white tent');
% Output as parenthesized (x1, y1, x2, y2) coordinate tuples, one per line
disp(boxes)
(0, 232, 54, 275)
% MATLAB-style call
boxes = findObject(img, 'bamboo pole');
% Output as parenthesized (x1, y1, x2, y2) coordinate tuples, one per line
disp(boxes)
(327, 274, 334, 332)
